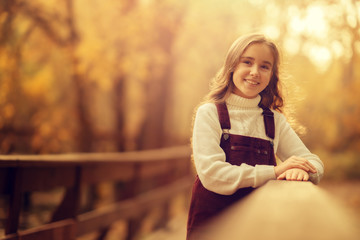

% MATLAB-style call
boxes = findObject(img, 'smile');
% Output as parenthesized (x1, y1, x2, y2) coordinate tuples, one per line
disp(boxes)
(244, 79, 259, 85)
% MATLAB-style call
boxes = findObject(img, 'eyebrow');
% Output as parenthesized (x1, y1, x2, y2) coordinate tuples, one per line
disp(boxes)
(240, 57, 273, 67)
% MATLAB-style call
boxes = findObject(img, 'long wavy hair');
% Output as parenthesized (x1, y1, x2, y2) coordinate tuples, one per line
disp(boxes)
(204, 33, 284, 112)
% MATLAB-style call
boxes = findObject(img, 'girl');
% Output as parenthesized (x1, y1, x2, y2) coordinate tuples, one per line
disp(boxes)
(186, 33, 324, 239)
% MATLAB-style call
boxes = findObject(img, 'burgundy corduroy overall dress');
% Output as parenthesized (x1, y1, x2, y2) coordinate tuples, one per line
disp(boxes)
(186, 102, 277, 239)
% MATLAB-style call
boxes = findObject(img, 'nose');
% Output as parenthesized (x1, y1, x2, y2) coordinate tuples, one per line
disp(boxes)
(250, 65, 259, 77)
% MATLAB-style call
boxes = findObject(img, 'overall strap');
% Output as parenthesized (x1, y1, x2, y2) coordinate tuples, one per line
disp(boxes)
(260, 106, 275, 140)
(216, 102, 274, 140)
(215, 102, 231, 130)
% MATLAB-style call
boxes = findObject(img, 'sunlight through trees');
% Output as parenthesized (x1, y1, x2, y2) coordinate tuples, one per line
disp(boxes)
(0, 0, 359, 178)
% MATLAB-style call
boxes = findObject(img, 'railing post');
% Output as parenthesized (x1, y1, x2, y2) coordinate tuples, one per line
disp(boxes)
(5, 167, 22, 235)
(51, 166, 82, 224)
(126, 163, 142, 240)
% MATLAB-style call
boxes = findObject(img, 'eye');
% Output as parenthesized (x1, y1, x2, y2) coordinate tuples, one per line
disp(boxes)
(242, 60, 252, 65)
(261, 65, 270, 70)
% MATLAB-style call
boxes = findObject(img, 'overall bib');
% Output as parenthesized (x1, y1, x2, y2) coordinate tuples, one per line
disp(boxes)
(187, 102, 277, 239)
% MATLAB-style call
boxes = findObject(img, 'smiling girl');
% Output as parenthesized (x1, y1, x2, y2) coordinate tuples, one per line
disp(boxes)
(186, 33, 324, 239)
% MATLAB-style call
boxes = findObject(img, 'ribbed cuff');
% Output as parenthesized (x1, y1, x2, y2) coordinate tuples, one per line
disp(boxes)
(254, 165, 277, 187)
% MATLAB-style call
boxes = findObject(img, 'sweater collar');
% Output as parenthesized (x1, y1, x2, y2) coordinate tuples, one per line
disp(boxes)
(226, 93, 261, 108)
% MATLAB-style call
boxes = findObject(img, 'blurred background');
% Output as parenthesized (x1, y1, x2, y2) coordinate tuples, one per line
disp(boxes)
(1, 0, 360, 238)
(1, 0, 360, 179)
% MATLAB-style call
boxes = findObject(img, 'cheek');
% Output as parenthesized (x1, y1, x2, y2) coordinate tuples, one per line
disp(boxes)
(233, 70, 245, 82)
(231, 72, 238, 83)
(263, 72, 272, 83)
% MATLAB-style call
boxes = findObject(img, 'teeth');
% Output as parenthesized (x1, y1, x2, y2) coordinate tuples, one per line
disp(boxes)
(245, 79, 259, 85)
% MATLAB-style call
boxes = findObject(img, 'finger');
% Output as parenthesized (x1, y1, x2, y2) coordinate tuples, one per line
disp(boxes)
(293, 157, 317, 173)
(291, 171, 298, 181)
(303, 174, 309, 181)
(291, 159, 315, 173)
(290, 162, 310, 173)
(277, 172, 286, 180)
(280, 172, 288, 180)
(306, 162, 317, 173)
(284, 157, 309, 172)
(286, 171, 293, 181)
(296, 164, 310, 172)
(297, 172, 303, 181)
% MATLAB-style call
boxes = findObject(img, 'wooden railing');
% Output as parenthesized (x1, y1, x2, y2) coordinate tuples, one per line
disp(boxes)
(193, 180, 360, 240)
(0, 145, 193, 240)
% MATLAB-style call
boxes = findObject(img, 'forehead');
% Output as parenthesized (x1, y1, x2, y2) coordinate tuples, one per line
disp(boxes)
(241, 43, 274, 65)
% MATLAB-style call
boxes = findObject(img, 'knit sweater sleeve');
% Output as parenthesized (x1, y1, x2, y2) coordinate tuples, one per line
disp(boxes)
(275, 113, 324, 184)
(192, 103, 276, 195)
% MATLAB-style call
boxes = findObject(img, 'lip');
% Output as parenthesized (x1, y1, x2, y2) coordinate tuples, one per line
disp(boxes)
(244, 79, 260, 85)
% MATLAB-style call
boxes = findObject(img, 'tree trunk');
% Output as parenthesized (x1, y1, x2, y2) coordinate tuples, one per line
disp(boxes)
(113, 76, 126, 151)
(65, 0, 95, 152)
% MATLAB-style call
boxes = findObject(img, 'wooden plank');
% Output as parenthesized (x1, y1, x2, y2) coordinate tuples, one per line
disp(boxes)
(139, 158, 191, 179)
(139, 161, 171, 179)
(81, 158, 189, 185)
(17, 219, 76, 240)
(0, 146, 190, 193)
(76, 198, 137, 236)
(76, 176, 194, 236)
(21, 166, 76, 191)
(194, 180, 360, 240)
(0, 233, 18, 240)
(0, 160, 18, 167)
(0, 166, 75, 194)
(0, 145, 191, 165)
(81, 162, 136, 184)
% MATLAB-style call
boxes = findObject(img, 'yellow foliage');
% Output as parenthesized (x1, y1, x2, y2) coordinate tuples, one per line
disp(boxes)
(1, 0, 359, 160)
(3, 104, 15, 119)
(22, 67, 52, 100)
(39, 123, 52, 138)
(31, 134, 43, 150)
(0, 12, 8, 25)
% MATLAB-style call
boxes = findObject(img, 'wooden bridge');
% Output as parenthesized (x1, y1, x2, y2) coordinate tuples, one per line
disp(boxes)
(1, 146, 360, 240)
(0, 146, 193, 240)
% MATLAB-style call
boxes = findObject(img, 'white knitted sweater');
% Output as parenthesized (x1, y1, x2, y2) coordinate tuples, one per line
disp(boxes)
(192, 93, 324, 195)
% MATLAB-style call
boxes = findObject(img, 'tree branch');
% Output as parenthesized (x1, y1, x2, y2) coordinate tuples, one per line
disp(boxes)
(18, 1, 70, 47)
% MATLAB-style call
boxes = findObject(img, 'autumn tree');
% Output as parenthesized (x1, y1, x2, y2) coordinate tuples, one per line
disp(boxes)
(0, 0, 36, 153)
(136, 0, 188, 149)
(1, 0, 96, 153)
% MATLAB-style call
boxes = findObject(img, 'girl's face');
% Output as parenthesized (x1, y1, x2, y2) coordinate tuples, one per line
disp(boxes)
(232, 43, 274, 99)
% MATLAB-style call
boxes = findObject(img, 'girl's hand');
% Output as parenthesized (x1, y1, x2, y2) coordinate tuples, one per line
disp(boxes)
(277, 168, 309, 181)
(274, 156, 317, 177)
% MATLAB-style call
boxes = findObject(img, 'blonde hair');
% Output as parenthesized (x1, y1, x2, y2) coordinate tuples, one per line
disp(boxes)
(204, 33, 284, 112)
